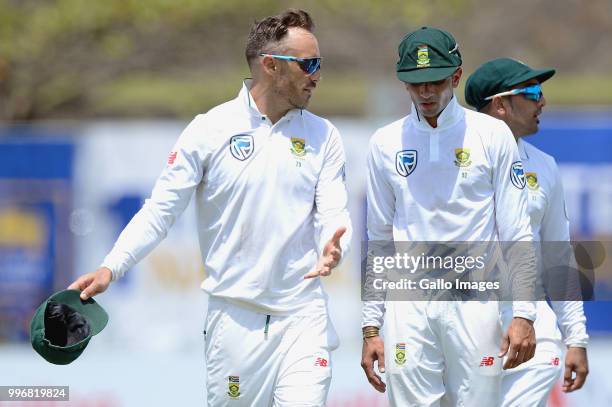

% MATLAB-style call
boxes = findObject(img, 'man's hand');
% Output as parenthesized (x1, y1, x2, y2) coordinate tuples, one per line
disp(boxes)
(361, 335, 386, 392)
(562, 347, 588, 392)
(68, 267, 113, 300)
(304, 227, 346, 279)
(499, 317, 536, 369)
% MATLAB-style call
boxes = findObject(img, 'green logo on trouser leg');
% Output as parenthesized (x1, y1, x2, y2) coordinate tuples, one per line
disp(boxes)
(228, 376, 240, 398)
(395, 343, 406, 365)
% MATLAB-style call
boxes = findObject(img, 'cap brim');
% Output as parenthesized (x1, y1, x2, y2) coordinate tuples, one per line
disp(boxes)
(508, 68, 556, 87)
(397, 66, 458, 84)
(49, 289, 108, 335)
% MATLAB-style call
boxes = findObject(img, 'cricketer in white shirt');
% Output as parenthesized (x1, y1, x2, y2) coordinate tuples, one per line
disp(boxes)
(499, 139, 589, 407)
(362, 95, 538, 406)
(99, 79, 352, 405)
(464, 57, 589, 406)
(101, 81, 351, 314)
(69, 9, 352, 405)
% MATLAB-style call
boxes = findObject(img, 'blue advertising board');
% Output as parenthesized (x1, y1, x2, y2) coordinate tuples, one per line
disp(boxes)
(527, 112, 612, 333)
(0, 135, 74, 341)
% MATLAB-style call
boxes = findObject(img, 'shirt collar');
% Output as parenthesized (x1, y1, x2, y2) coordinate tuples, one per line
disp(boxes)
(410, 95, 464, 131)
(517, 138, 529, 160)
(237, 79, 302, 122)
(238, 79, 263, 119)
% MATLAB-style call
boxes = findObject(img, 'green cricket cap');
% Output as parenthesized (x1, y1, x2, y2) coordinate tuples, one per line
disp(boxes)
(30, 289, 108, 365)
(465, 58, 556, 111)
(396, 26, 462, 84)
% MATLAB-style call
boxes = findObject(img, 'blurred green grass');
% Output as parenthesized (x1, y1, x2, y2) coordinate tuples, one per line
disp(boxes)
(92, 71, 612, 119)
(92, 71, 368, 118)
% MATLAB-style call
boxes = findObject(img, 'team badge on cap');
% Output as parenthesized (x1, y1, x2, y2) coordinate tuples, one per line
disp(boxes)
(290, 137, 306, 157)
(227, 376, 240, 398)
(454, 148, 472, 168)
(229, 134, 254, 161)
(396, 150, 418, 177)
(417, 46, 430, 68)
(526, 172, 539, 190)
(510, 161, 526, 189)
(395, 343, 406, 365)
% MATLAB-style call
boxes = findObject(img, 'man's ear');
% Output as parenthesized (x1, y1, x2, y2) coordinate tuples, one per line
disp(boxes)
(260, 55, 277, 76)
(451, 67, 463, 88)
(490, 96, 508, 117)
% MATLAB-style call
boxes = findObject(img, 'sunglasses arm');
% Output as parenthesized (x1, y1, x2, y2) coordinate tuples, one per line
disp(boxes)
(484, 89, 521, 101)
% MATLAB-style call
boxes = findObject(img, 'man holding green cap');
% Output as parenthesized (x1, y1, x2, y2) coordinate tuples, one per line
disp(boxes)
(361, 27, 538, 406)
(67, 9, 351, 406)
(466, 58, 589, 406)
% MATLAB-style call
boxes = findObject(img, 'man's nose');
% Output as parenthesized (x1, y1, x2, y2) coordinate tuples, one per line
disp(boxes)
(418, 84, 433, 98)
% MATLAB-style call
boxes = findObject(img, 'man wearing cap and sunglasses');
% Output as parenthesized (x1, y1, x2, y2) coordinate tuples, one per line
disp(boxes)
(361, 27, 538, 406)
(465, 58, 589, 406)
(68, 8, 351, 406)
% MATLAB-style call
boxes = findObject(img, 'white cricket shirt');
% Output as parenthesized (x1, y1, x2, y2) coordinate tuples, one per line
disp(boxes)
(519, 139, 588, 347)
(102, 80, 352, 314)
(362, 97, 536, 328)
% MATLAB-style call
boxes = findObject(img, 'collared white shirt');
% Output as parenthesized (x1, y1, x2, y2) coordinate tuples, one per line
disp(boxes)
(519, 139, 588, 347)
(362, 97, 536, 328)
(102, 81, 352, 314)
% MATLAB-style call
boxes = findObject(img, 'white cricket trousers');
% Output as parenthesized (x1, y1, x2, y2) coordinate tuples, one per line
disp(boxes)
(384, 301, 503, 407)
(501, 302, 563, 407)
(204, 296, 339, 406)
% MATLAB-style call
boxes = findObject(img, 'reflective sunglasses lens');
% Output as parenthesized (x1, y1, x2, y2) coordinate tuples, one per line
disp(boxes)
(521, 85, 542, 101)
(299, 58, 321, 74)
(524, 93, 542, 102)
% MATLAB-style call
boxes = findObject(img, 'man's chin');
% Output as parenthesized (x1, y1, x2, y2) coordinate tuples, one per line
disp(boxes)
(528, 122, 540, 135)
(293, 99, 310, 110)
(519, 127, 538, 138)
(418, 107, 440, 118)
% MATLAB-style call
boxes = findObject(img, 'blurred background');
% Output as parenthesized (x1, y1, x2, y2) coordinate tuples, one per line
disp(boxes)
(0, 0, 611, 406)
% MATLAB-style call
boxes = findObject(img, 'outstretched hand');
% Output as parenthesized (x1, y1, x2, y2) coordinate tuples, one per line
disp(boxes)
(304, 227, 346, 279)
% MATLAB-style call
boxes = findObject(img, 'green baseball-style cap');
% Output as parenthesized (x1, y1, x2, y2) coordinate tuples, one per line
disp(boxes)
(30, 289, 108, 365)
(465, 58, 556, 111)
(396, 26, 462, 84)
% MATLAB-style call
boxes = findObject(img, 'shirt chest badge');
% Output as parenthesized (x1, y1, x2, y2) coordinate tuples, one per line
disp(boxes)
(229, 134, 254, 161)
(510, 161, 527, 189)
(453, 148, 472, 168)
(290, 137, 306, 158)
(525, 172, 539, 191)
(396, 150, 418, 177)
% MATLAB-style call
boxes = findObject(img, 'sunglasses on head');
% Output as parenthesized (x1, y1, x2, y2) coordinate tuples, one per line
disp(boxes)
(484, 83, 543, 102)
(259, 53, 322, 75)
